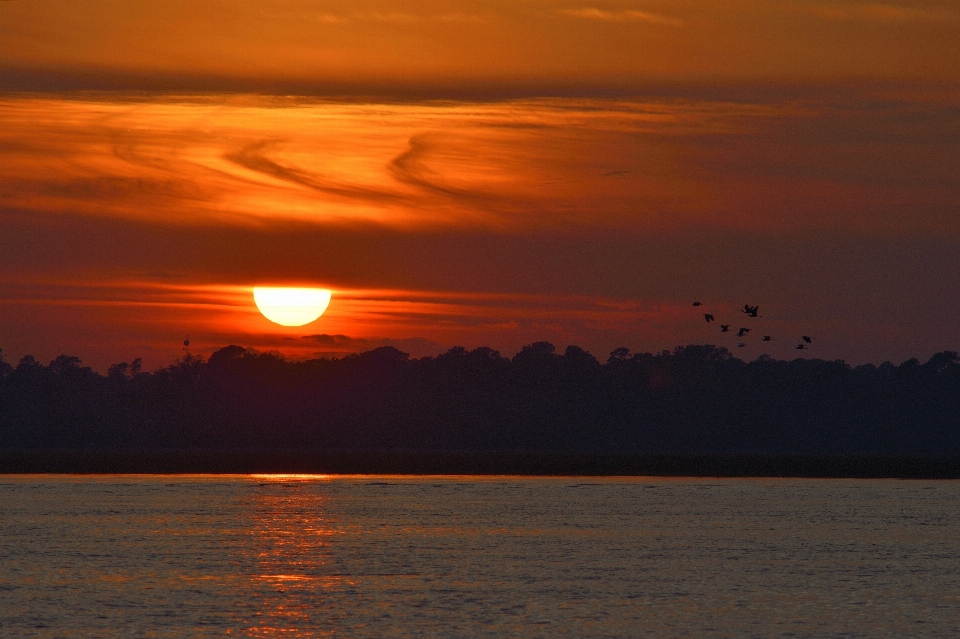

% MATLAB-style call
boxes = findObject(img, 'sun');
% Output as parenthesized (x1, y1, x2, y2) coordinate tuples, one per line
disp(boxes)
(253, 287, 331, 327)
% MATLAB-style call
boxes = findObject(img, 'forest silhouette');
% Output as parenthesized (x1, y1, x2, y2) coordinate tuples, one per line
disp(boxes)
(2, 343, 959, 455)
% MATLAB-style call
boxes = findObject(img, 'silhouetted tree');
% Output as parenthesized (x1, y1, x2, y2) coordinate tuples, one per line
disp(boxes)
(1, 343, 959, 454)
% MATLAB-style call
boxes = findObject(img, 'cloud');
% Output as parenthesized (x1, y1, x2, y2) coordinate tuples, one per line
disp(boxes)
(437, 13, 486, 23)
(313, 13, 348, 24)
(301, 334, 444, 358)
(357, 11, 418, 23)
(558, 8, 682, 26)
(224, 140, 410, 206)
(2, 91, 959, 236)
(386, 133, 526, 223)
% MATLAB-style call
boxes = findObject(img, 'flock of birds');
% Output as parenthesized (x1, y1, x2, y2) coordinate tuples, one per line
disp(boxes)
(692, 302, 813, 351)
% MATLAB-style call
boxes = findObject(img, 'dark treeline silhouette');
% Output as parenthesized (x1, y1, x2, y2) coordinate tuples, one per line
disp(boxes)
(1, 343, 959, 454)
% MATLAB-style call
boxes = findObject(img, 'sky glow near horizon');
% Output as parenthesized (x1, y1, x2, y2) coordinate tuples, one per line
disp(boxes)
(1, 1, 959, 370)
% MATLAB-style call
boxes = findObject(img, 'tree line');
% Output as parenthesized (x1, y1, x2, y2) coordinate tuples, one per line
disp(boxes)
(1, 343, 958, 453)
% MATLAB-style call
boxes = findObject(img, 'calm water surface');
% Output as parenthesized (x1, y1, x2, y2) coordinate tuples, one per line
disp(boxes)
(1, 475, 958, 638)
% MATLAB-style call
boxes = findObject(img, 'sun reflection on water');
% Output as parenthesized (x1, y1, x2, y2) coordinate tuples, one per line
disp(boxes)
(243, 477, 353, 637)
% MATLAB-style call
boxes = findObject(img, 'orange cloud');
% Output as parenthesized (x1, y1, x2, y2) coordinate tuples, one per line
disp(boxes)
(0, 95, 721, 230)
(558, 8, 682, 26)
(0, 92, 955, 222)
(1, 92, 958, 237)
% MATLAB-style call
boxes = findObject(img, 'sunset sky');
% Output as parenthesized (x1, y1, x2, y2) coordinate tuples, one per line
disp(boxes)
(2, 0, 959, 370)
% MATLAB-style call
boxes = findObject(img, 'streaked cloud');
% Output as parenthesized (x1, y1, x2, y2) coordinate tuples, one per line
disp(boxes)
(559, 8, 682, 26)
(1, 92, 957, 236)
(301, 334, 444, 358)
(312, 13, 348, 24)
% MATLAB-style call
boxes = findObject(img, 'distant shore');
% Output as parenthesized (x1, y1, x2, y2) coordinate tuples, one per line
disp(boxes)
(2, 450, 960, 478)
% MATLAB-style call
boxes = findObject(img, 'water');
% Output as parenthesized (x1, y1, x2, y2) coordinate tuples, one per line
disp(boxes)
(1, 476, 959, 638)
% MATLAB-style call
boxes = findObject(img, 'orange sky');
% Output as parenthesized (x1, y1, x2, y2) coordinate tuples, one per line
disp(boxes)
(3, 1, 959, 85)
(1, 1, 959, 369)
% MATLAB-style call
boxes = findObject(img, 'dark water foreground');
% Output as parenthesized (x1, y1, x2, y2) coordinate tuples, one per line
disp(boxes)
(2, 475, 959, 638)
(3, 450, 960, 477)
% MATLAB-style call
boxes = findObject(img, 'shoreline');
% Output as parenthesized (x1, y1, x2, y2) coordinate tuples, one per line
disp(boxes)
(2, 450, 960, 478)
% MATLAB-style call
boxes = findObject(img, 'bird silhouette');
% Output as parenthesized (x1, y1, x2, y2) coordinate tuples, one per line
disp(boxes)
(720, 325, 730, 332)
(704, 314, 715, 323)
(796, 344, 807, 350)
(692, 301, 702, 306)
(737, 327, 750, 337)
(762, 336, 772, 341)
(802, 336, 812, 343)
(738, 343, 746, 348)
(741, 304, 760, 318)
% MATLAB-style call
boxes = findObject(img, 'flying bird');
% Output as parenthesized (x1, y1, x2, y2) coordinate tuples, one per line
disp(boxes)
(720, 325, 730, 332)
(704, 314, 715, 323)
(762, 336, 772, 342)
(802, 336, 812, 343)
(796, 344, 807, 350)
(692, 302, 702, 306)
(741, 304, 760, 318)
(737, 327, 750, 337)
(738, 343, 746, 348)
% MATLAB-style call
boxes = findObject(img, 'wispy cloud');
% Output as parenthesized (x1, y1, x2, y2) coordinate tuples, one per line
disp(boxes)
(437, 13, 487, 23)
(2, 93, 957, 239)
(313, 12, 348, 24)
(357, 11, 419, 23)
(302, 334, 444, 358)
(224, 140, 410, 206)
(306, 10, 486, 25)
(558, 7, 682, 26)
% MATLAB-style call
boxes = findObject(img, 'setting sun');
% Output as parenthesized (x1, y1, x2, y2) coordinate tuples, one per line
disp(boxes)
(253, 287, 331, 327)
